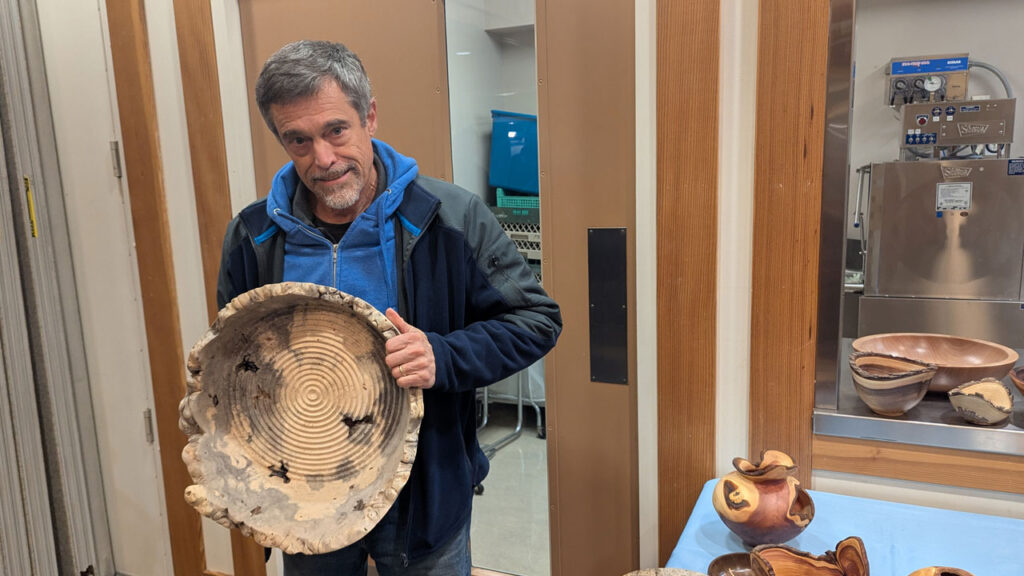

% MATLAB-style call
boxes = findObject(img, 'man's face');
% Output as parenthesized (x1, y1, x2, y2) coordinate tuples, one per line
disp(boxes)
(270, 80, 377, 221)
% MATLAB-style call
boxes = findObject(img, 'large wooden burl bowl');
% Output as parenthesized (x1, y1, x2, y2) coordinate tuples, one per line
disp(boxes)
(852, 333, 1017, 393)
(179, 283, 423, 555)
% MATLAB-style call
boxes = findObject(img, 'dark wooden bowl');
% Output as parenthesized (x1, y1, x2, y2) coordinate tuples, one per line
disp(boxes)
(708, 552, 754, 576)
(852, 333, 1017, 393)
(1009, 366, 1024, 398)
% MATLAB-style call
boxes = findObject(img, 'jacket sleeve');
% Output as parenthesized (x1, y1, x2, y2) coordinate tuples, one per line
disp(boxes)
(425, 193, 562, 393)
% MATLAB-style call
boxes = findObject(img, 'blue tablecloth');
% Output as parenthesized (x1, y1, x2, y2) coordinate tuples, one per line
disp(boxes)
(666, 479, 1024, 576)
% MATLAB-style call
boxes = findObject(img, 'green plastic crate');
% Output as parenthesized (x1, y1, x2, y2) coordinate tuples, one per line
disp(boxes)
(496, 187, 539, 209)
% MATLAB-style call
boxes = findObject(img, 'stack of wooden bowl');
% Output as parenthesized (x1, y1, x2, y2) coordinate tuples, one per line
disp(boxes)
(850, 333, 1019, 424)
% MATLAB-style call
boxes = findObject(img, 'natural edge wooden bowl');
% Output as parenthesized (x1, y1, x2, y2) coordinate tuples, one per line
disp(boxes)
(1009, 366, 1024, 397)
(947, 378, 1013, 426)
(851, 333, 1017, 393)
(849, 352, 936, 417)
(179, 282, 424, 555)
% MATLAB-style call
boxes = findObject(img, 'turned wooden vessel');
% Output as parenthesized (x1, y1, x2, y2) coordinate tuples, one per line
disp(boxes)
(750, 537, 868, 576)
(622, 569, 707, 576)
(179, 282, 423, 555)
(852, 333, 1017, 393)
(708, 552, 755, 576)
(849, 352, 936, 416)
(712, 450, 814, 547)
(905, 568, 975, 576)
(947, 378, 1013, 426)
(1009, 366, 1024, 398)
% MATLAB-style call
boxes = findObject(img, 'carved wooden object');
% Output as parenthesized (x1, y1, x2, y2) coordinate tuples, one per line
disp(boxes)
(712, 450, 815, 547)
(179, 282, 423, 554)
(948, 378, 1013, 426)
(848, 352, 936, 416)
(905, 568, 975, 576)
(1009, 366, 1024, 398)
(750, 537, 868, 576)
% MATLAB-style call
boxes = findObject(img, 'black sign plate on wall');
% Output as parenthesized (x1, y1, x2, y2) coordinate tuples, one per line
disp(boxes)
(588, 227, 628, 384)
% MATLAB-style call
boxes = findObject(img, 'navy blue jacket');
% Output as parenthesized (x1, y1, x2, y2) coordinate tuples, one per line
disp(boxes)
(217, 170, 561, 560)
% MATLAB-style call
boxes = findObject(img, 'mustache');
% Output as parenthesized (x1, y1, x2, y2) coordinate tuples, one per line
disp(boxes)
(312, 165, 355, 181)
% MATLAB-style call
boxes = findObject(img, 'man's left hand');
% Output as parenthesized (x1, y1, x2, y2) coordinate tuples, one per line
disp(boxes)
(384, 308, 436, 389)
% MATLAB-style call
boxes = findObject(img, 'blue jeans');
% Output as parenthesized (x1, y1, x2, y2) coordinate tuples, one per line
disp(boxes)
(282, 504, 471, 576)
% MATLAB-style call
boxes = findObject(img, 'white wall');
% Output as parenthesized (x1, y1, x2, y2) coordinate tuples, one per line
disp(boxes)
(635, 0, 658, 567)
(848, 0, 1024, 234)
(35, 0, 173, 573)
(445, 0, 537, 202)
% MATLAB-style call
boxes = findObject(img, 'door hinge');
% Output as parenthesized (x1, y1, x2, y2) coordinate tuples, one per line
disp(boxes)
(110, 141, 122, 179)
(143, 408, 154, 444)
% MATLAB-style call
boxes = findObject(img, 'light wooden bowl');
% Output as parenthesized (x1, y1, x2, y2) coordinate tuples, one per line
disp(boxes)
(948, 378, 1013, 426)
(852, 333, 1017, 393)
(1010, 366, 1024, 398)
(180, 283, 423, 555)
(849, 352, 936, 416)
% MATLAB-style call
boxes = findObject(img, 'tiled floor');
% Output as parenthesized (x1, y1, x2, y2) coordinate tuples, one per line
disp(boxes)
(471, 402, 550, 576)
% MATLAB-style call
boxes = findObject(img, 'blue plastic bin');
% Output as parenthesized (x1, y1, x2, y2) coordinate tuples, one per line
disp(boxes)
(488, 110, 539, 195)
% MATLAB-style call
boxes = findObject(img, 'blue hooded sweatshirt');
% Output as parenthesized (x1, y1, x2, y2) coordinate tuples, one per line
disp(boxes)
(265, 139, 419, 313)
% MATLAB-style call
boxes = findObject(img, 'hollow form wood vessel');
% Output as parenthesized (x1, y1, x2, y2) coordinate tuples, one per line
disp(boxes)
(712, 450, 814, 547)
(852, 333, 1017, 393)
(848, 352, 936, 416)
(179, 282, 423, 555)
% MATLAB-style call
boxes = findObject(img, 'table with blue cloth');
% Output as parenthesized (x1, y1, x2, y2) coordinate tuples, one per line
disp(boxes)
(666, 479, 1024, 575)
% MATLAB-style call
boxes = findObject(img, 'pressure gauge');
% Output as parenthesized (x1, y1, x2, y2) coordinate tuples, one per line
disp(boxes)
(922, 75, 944, 92)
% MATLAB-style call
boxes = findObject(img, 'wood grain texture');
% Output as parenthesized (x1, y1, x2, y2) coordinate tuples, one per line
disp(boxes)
(237, 0, 452, 197)
(749, 1, 831, 486)
(655, 0, 720, 566)
(537, 0, 638, 574)
(172, 0, 234, 323)
(174, 3, 265, 571)
(103, 1, 204, 574)
(813, 435, 1024, 495)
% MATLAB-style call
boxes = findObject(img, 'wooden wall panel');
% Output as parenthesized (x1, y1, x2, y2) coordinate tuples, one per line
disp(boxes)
(103, 1, 204, 574)
(749, 1, 830, 485)
(172, 1, 266, 572)
(237, 0, 452, 197)
(656, 0, 720, 565)
(537, 1, 638, 574)
(172, 0, 234, 322)
(814, 436, 1024, 496)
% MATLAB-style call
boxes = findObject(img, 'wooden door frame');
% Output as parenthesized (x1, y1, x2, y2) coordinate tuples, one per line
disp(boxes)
(103, 1, 207, 574)
(655, 0, 721, 565)
(747, 0, 831, 485)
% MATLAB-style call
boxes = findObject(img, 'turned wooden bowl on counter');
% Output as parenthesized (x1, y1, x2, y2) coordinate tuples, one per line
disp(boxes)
(1010, 366, 1024, 397)
(849, 352, 937, 416)
(851, 333, 1018, 393)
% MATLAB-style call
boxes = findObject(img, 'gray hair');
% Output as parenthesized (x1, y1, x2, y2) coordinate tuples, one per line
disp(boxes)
(254, 40, 372, 136)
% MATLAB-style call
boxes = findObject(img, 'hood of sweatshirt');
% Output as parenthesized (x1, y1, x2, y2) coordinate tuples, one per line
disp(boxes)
(265, 139, 419, 313)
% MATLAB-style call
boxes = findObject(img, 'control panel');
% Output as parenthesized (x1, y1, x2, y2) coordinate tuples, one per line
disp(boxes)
(886, 54, 969, 108)
(899, 98, 1015, 148)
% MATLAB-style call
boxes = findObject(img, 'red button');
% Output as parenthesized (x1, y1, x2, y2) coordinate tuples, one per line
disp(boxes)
(918, 117, 928, 125)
